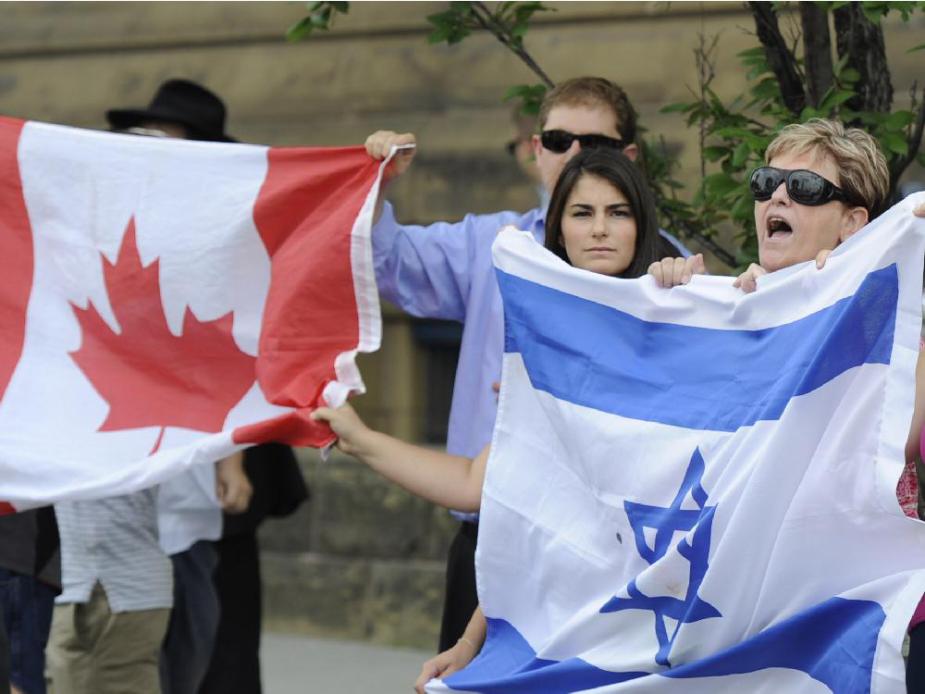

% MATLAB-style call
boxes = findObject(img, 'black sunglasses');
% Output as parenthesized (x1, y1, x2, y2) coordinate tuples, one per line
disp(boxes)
(540, 129, 625, 154)
(749, 167, 857, 207)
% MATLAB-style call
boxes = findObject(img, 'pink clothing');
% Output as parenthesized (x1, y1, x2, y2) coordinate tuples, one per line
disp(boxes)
(908, 428, 925, 629)
(912, 597, 925, 631)
(898, 457, 919, 519)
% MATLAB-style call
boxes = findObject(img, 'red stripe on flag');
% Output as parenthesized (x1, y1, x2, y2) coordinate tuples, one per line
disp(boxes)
(0, 117, 33, 404)
(0, 502, 15, 516)
(235, 146, 379, 447)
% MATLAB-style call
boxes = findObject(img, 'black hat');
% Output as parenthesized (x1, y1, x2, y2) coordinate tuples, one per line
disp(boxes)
(106, 79, 234, 142)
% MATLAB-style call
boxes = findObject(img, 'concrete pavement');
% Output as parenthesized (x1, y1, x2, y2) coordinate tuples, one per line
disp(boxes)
(262, 632, 433, 694)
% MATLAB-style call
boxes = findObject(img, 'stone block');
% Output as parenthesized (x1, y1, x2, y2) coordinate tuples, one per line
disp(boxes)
(261, 551, 446, 650)
(258, 449, 459, 562)
(363, 560, 447, 649)
(262, 552, 373, 641)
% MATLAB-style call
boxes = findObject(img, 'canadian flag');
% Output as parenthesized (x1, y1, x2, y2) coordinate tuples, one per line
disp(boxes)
(0, 116, 383, 510)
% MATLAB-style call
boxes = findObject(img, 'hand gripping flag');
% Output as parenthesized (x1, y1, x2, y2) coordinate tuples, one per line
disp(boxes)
(429, 194, 925, 693)
(0, 116, 384, 510)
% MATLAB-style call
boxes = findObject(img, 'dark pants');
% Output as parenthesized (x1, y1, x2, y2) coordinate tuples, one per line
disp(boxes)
(439, 522, 479, 652)
(909, 623, 925, 693)
(200, 532, 262, 694)
(0, 568, 55, 694)
(0, 609, 9, 694)
(160, 541, 220, 694)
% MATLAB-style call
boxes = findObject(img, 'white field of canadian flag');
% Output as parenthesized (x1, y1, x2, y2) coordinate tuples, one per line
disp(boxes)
(0, 116, 384, 511)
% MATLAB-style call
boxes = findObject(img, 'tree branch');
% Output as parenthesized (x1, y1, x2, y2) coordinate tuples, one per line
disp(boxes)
(748, 2, 805, 116)
(696, 33, 714, 182)
(833, 3, 892, 116)
(471, 2, 555, 88)
(800, 3, 834, 108)
(890, 93, 925, 184)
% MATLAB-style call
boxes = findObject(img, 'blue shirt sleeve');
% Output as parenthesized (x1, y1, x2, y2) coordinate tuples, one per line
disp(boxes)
(372, 202, 519, 322)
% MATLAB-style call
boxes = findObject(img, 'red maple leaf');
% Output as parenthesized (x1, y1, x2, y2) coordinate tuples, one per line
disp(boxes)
(70, 217, 257, 451)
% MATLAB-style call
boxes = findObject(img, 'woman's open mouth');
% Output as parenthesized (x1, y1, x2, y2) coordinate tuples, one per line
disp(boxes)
(766, 216, 793, 238)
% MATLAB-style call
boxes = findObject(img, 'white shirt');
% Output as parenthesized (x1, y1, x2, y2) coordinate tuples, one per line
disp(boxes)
(156, 465, 222, 556)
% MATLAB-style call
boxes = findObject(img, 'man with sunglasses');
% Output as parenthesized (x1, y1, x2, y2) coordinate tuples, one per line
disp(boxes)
(364, 77, 688, 655)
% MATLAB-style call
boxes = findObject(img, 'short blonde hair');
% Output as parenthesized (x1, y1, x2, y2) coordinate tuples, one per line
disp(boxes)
(765, 118, 890, 217)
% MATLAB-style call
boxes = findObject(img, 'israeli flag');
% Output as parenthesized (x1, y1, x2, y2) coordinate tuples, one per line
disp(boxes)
(429, 194, 925, 693)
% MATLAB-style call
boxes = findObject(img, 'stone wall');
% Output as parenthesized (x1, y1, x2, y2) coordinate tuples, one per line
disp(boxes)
(258, 448, 457, 650)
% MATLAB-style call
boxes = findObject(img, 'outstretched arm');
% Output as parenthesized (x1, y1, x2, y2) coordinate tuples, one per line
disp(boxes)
(312, 403, 488, 512)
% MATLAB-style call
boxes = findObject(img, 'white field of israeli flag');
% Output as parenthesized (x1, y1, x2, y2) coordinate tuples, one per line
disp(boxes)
(429, 193, 925, 693)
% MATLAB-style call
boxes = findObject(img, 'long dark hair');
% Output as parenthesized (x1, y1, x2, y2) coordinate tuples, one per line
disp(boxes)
(544, 148, 668, 278)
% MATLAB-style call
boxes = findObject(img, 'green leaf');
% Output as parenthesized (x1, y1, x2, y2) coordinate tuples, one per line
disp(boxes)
(731, 141, 752, 167)
(910, 43, 925, 53)
(427, 5, 477, 44)
(286, 16, 315, 42)
(800, 106, 822, 121)
(736, 46, 766, 60)
(426, 8, 473, 45)
(703, 146, 730, 162)
(884, 110, 916, 129)
(503, 84, 541, 99)
(881, 131, 909, 156)
(513, 1, 550, 20)
(751, 77, 781, 101)
(839, 67, 861, 83)
(833, 54, 850, 75)
(861, 3, 886, 23)
(818, 88, 857, 112)
(848, 110, 883, 126)
(503, 83, 547, 115)
(661, 102, 696, 114)
(704, 172, 742, 197)
(730, 192, 753, 221)
(712, 126, 749, 139)
(287, 1, 350, 41)
(428, 30, 445, 44)
(712, 126, 769, 150)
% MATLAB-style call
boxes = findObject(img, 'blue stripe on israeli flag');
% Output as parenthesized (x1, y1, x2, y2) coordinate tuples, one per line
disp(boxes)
(499, 264, 897, 432)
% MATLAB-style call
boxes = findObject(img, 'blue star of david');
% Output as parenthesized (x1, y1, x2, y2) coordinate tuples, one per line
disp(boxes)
(600, 447, 721, 668)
